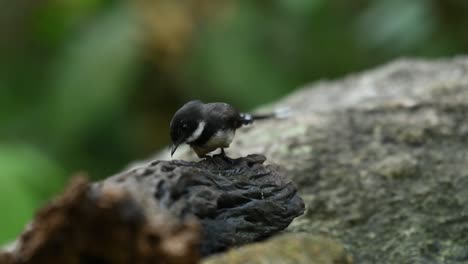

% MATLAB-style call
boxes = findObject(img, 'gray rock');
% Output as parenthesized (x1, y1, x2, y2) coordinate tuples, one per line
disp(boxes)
(166, 57, 468, 263)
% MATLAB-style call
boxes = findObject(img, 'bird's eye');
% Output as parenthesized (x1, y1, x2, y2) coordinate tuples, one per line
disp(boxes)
(182, 123, 188, 129)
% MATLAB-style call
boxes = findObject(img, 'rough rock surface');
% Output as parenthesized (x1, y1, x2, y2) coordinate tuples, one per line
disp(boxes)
(165, 57, 468, 263)
(104, 154, 305, 255)
(1, 176, 201, 264)
(203, 233, 353, 264)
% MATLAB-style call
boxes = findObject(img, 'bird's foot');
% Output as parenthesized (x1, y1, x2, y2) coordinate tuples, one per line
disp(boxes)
(198, 149, 235, 164)
(198, 154, 211, 160)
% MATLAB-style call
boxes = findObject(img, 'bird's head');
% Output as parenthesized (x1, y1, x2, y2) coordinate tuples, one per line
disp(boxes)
(169, 100, 204, 156)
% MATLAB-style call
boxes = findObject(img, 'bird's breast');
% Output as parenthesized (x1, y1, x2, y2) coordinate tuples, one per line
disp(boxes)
(190, 129, 235, 156)
(204, 129, 235, 148)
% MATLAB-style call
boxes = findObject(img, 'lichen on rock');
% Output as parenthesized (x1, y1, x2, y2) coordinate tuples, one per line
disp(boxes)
(202, 233, 353, 264)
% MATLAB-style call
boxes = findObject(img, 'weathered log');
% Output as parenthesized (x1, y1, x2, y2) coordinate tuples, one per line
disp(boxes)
(1, 154, 304, 263)
(101, 154, 305, 255)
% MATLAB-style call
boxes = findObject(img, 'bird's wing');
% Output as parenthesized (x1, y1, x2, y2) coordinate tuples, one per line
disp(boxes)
(204, 102, 243, 129)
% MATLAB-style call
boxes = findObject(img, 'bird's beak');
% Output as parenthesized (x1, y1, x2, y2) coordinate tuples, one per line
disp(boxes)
(170, 143, 180, 157)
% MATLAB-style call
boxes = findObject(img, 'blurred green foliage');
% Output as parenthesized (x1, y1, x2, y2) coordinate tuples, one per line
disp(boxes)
(0, 0, 467, 245)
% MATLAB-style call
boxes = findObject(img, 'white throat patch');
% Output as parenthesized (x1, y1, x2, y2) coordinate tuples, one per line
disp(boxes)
(186, 121, 205, 143)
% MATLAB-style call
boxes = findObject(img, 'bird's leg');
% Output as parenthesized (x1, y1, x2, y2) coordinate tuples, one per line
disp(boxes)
(192, 145, 211, 159)
(218, 148, 235, 164)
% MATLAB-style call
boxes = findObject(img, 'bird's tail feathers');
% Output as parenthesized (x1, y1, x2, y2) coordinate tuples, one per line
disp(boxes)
(241, 106, 291, 125)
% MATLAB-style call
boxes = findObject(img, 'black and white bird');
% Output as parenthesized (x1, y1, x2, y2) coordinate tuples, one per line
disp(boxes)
(169, 100, 288, 158)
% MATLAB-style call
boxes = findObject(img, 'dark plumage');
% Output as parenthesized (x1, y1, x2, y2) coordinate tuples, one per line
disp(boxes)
(169, 100, 287, 158)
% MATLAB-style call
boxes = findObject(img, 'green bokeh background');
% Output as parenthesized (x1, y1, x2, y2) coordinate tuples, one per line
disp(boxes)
(0, 0, 467, 245)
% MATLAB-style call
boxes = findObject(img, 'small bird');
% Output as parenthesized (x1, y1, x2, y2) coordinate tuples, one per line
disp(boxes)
(169, 100, 288, 158)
